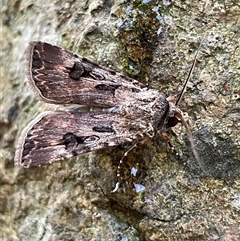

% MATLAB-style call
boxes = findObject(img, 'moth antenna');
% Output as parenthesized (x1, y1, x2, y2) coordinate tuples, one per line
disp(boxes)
(175, 38, 204, 106)
(175, 111, 206, 173)
(172, 37, 207, 173)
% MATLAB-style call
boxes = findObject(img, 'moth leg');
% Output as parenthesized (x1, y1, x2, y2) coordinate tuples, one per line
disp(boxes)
(117, 141, 138, 178)
(111, 141, 138, 193)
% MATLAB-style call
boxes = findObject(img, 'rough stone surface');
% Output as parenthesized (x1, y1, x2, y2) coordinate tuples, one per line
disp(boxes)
(1, 0, 239, 241)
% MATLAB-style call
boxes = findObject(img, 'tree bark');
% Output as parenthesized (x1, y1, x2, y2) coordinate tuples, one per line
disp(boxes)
(1, 0, 239, 240)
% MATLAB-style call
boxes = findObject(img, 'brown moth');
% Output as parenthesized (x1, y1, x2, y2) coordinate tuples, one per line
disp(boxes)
(14, 41, 202, 170)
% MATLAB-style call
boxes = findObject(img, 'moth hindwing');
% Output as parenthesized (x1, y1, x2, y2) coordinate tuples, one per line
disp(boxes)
(15, 41, 180, 167)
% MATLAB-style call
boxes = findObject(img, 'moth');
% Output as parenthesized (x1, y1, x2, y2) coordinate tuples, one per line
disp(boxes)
(14, 41, 202, 169)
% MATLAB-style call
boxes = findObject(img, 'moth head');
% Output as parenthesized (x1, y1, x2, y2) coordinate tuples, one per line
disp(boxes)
(165, 98, 204, 172)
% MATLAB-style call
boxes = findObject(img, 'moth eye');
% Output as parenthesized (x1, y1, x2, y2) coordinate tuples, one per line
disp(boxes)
(167, 117, 179, 128)
(69, 62, 84, 80)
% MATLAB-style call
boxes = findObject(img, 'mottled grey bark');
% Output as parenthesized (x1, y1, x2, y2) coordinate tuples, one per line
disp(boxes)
(1, 0, 239, 241)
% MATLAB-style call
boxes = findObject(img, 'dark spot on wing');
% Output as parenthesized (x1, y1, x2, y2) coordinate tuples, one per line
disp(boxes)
(32, 48, 42, 69)
(109, 70, 116, 75)
(22, 140, 35, 157)
(131, 88, 140, 93)
(60, 133, 100, 150)
(72, 151, 78, 156)
(95, 84, 120, 96)
(61, 133, 86, 149)
(69, 62, 85, 80)
(92, 125, 115, 133)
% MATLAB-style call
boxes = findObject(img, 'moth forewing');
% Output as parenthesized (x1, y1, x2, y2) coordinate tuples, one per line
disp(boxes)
(14, 105, 169, 167)
(26, 41, 147, 107)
